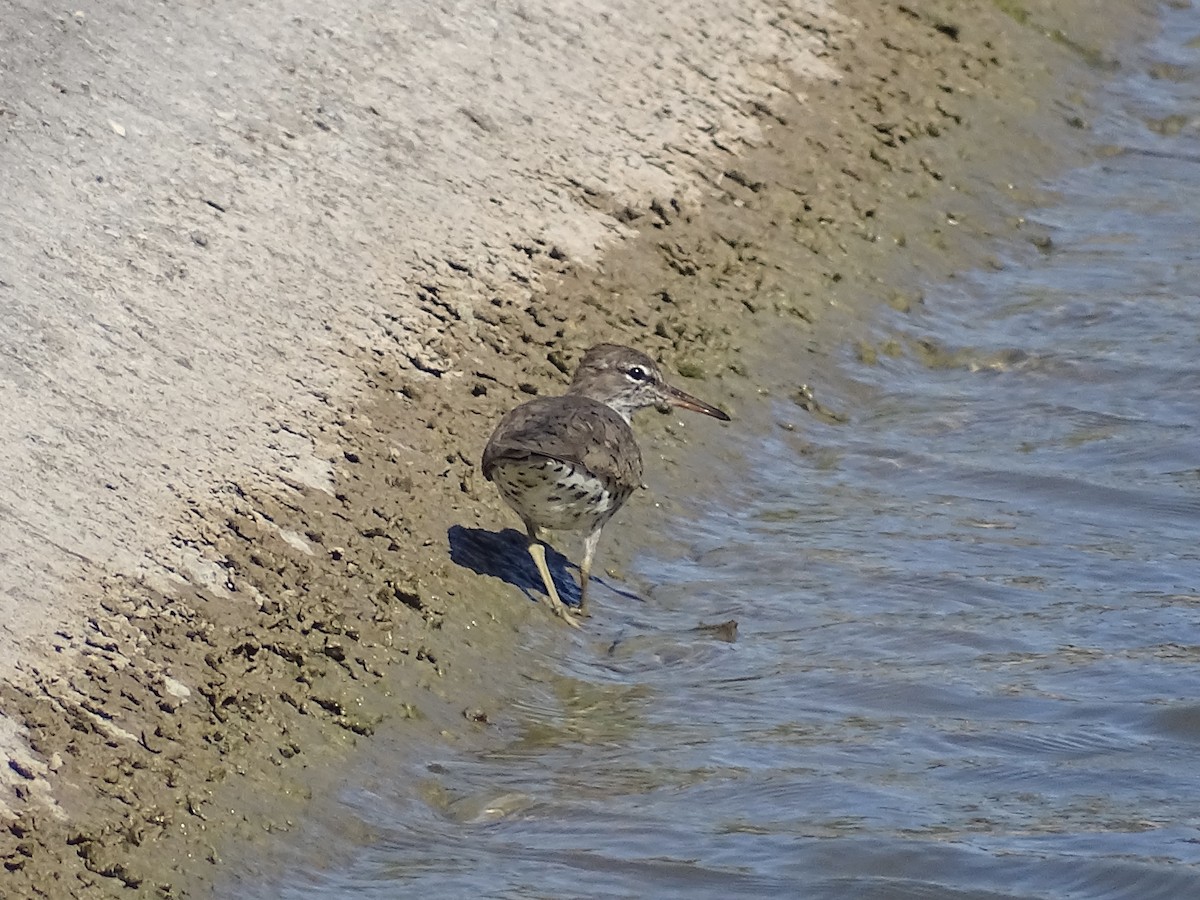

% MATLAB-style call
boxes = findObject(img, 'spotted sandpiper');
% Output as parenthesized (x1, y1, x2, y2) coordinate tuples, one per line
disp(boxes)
(482, 343, 730, 626)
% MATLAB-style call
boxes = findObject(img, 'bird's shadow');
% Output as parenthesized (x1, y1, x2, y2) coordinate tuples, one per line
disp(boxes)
(448, 525, 641, 607)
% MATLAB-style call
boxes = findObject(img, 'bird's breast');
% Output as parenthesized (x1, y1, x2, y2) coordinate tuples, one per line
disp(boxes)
(488, 458, 632, 532)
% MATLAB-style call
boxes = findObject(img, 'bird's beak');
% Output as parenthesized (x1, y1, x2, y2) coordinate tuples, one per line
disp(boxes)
(660, 383, 731, 421)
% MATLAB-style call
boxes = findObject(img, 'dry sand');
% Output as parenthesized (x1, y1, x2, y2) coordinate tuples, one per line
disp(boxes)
(0, 0, 1157, 894)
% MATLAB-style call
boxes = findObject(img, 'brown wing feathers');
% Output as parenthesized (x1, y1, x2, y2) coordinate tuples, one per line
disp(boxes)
(482, 397, 642, 494)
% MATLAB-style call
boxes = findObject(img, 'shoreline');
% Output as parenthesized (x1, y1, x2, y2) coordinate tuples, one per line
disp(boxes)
(0, 0, 1160, 894)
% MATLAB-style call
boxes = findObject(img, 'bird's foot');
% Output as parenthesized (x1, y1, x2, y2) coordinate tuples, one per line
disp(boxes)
(551, 601, 583, 629)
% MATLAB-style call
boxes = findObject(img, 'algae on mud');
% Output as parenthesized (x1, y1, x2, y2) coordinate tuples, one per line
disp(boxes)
(0, 0, 1159, 896)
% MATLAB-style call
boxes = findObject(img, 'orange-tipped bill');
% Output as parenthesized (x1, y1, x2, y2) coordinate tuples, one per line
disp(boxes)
(660, 383, 731, 421)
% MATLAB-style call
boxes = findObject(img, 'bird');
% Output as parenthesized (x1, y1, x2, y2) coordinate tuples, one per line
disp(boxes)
(481, 343, 730, 626)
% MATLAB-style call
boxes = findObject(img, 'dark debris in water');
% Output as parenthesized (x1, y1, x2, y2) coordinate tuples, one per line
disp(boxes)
(792, 385, 848, 424)
(693, 619, 738, 643)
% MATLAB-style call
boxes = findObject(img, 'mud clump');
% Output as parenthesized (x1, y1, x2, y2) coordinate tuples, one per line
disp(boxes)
(0, 0, 1155, 895)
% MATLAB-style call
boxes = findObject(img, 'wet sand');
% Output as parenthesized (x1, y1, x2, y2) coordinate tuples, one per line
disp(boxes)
(0, 0, 1158, 894)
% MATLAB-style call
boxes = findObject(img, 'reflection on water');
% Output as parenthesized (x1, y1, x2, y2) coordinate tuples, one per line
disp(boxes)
(233, 10, 1200, 900)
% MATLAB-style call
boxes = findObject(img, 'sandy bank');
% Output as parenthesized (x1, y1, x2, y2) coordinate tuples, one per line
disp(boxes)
(0, 0, 830, 682)
(0, 0, 1156, 894)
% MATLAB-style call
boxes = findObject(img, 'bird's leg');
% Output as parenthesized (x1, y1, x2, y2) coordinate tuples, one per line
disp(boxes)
(525, 526, 581, 629)
(575, 526, 603, 618)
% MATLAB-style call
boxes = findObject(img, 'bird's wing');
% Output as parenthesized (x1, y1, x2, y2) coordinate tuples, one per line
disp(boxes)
(482, 397, 643, 492)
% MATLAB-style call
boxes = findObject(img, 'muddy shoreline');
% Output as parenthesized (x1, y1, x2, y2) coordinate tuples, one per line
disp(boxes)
(0, 0, 1159, 895)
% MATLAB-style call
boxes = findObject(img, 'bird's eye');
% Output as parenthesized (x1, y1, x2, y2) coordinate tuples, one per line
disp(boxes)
(626, 365, 649, 382)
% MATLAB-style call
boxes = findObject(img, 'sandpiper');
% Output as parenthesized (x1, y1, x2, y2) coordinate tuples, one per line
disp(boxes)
(481, 343, 730, 625)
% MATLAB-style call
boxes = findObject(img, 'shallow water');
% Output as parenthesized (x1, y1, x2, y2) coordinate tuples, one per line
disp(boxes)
(231, 10, 1200, 899)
